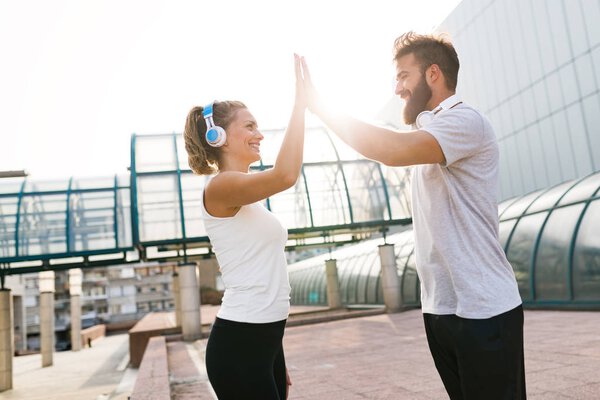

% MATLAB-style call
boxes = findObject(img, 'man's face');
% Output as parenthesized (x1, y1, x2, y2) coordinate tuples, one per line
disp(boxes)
(395, 53, 432, 125)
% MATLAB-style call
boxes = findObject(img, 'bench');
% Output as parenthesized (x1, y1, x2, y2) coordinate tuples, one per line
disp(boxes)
(129, 336, 170, 400)
(128, 311, 181, 367)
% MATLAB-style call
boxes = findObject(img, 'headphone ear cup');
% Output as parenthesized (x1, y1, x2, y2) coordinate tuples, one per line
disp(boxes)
(205, 126, 227, 147)
(415, 110, 434, 129)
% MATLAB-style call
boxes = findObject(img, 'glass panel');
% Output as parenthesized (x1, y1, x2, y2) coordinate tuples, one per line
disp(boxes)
(559, 64, 579, 106)
(24, 180, 69, 193)
(0, 179, 25, 195)
(501, 189, 546, 219)
(174, 135, 189, 171)
(499, 219, 518, 250)
(268, 173, 311, 229)
(180, 174, 209, 238)
(546, 72, 563, 114)
(135, 135, 177, 173)
(498, 197, 519, 218)
(527, 180, 577, 213)
(70, 190, 116, 252)
(534, 4, 558, 75)
(317, 267, 327, 305)
(137, 175, 182, 242)
(71, 177, 115, 190)
(582, 94, 600, 167)
(329, 132, 362, 161)
(346, 254, 366, 304)
(303, 164, 351, 227)
(559, 171, 600, 205)
(535, 204, 585, 300)
(564, 0, 587, 56)
(532, 80, 549, 119)
(573, 200, 600, 300)
(566, 103, 593, 177)
(0, 196, 18, 258)
(343, 161, 388, 223)
(506, 213, 548, 300)
(538, 117, 562, 187)
(304, 128, 342, 163)
(547, 1, 571, 65)
(402, 253, 419, 305)
(575, 54, 596, 98)
(18, 194, 68, 256)
(381, 165, 412, 220)
(254, 129, 284, 167)
(117, 188, 132, 247)
(365, 253, 381, 304)
(583, 0, 600, 47)
(260, 128, 339, 167)
(117, 174, 130, 188)
(552, 112, 578, 181)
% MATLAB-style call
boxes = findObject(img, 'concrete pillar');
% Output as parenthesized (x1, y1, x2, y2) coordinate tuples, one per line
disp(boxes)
(40, 292, 54, 367)
(0, 289, 14, 392)
(39, 270, 55, 368)
(69, 269, 82, 352)
(13, 295, 26, 353)
(70, 295, 81, 352)
(178, 264, 201, 341)
(325, 259, 342, 309)
(379, 244, 402, 313)
(172, 273, 182, 327)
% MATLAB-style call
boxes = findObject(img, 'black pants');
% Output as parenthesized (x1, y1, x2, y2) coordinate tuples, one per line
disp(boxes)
(423, 305, 526, 400)
(205, 317, 287, 400)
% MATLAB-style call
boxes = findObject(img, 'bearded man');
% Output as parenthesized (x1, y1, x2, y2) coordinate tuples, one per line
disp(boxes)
(298, 32, 526, 400)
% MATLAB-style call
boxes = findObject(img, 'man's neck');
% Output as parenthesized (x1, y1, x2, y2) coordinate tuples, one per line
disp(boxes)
(427, 90, 456, 110)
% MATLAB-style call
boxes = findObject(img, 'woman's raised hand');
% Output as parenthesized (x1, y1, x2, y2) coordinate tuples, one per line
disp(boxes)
(298, 55, 321, 114)
(294, 53, 307, 110)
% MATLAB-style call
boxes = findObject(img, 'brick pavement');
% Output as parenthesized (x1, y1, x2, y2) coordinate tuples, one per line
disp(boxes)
(267, 309, 600, 400)
(6, 308, 600, 399)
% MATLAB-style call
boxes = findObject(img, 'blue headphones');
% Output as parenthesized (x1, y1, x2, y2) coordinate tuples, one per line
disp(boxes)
(202, 101, 227, 147)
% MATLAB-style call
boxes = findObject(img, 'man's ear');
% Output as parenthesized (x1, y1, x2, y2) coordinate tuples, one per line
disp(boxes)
(426, 64, 441, 85)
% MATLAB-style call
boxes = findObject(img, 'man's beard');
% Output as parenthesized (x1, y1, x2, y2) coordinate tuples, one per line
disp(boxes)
(403, 75, 432, 125)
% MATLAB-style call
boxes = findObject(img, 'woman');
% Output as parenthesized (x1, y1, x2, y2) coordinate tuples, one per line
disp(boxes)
(182, 54, 306, 399)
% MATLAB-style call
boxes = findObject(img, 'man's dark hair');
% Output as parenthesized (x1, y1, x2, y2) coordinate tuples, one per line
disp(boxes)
(393, 31, 459, 91)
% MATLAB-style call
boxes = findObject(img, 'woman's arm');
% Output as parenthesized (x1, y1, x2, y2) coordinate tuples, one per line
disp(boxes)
(205, 54, 307, 211)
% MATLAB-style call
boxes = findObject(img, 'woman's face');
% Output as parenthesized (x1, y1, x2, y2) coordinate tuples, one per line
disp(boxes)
(224, 108, 264, 164)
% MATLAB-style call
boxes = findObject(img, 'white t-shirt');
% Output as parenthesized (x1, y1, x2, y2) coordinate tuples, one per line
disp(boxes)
(412, 94, 522, 319)
(201, 192, 291, 323)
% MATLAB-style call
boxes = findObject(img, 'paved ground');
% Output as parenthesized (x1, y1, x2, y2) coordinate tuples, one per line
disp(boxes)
(5, 333, 131, 400)
(4, 308, 600, 399)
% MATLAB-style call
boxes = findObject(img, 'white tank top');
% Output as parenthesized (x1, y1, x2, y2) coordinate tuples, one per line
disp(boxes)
(200, 190, 291, 323)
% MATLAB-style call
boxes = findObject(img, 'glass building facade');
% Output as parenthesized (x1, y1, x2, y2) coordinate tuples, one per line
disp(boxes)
(445, 0, 600, 200)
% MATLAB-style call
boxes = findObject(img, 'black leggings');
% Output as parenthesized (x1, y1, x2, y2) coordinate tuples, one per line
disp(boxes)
(205, 317, 287, 400)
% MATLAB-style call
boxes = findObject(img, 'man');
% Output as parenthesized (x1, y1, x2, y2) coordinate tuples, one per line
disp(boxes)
(299, 31, 526, 399)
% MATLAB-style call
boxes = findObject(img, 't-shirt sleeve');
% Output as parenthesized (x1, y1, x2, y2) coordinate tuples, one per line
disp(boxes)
(420, 109, 484, 166)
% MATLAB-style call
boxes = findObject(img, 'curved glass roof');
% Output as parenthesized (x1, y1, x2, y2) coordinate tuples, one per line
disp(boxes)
(290, 170, 600, 308)
(0, 175, 132, 265)
(288, 229, 419, 307)
(130, 128, 412, 259)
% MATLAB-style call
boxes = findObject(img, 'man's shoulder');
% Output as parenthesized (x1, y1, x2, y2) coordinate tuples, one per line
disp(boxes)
(447, 103, 494, 132)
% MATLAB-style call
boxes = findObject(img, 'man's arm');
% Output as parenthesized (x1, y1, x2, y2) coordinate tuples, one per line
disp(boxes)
(313, 107, 445, 166)
(300, 57, 445, 167)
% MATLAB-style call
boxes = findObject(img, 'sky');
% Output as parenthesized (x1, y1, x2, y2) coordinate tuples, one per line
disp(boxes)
(0, 0, 462, 180)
